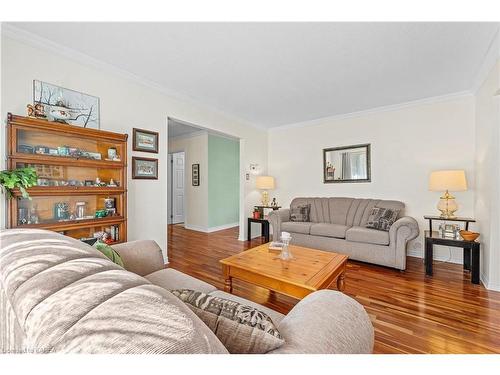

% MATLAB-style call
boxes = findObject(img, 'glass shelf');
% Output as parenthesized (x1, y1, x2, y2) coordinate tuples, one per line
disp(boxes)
(15, 128, 124, 163)
(15, 162, 122, 188)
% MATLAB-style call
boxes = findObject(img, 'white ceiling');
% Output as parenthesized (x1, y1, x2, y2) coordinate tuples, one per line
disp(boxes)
(8, 22, 499, 128)
(168, 118, 204, 138)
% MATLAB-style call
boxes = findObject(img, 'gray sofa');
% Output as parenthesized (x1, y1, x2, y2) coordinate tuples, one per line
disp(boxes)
(268, 197, 419, 270)
(0, 229, 374, 354)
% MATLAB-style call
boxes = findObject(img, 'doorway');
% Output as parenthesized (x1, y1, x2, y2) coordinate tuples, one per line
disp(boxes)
(167, 151, 185, 224)
(167, 117, 242, 239)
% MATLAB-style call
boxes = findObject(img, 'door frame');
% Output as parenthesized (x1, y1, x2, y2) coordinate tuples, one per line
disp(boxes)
(166, 117, 244, 246)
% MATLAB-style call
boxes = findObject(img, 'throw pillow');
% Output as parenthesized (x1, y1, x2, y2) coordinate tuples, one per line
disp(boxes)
(170, 289, 284, 354)
(365, 207, 400, 231)
(290, 204, 311, 222)
(94, 242, 124, 267)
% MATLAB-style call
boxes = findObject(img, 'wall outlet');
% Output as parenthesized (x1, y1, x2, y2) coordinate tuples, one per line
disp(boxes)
(245, 173, 250, 181)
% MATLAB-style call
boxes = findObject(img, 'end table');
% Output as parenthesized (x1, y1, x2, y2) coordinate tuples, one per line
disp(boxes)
(247, 217, 270, 242)
(423, 216, 480, 284)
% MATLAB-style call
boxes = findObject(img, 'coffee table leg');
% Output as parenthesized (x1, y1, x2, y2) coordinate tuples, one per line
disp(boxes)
(337, 272, 345, 291)
(224, 277, 233, 293)
(222, 264, 233, 293)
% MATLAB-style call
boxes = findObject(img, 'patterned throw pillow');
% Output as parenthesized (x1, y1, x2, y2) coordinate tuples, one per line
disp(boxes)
(365, 207, 400, 231)
(290, 204, 311, 222)
(170, 289, 284, 354)
(94, 242, 124, 267)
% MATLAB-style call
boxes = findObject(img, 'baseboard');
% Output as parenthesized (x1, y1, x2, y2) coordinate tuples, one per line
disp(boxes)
(480, 272, 500, 291)
(183, 224, 206, 232)
(206, 222, 239, 233)
(407, 247, 462, 265)
(409, 251, 500, 291)
(184, 222, 239, 233)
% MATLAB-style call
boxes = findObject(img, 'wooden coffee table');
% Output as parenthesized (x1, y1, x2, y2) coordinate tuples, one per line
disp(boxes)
(220, 243, 348, 299)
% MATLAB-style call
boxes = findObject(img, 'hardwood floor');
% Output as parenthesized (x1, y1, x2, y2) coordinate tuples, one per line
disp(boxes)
(167, 224, 500, 354)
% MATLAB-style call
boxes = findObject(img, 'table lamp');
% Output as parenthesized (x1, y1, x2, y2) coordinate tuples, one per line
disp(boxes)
(256, 176, 275, 206)
(429, 170, 467, 218)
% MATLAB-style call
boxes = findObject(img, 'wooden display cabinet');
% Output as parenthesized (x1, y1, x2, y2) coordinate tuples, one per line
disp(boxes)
(6, 113, 128, 244)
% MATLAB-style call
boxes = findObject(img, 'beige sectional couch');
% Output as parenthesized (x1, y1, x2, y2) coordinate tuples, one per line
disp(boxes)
(269, 197, 419, 270)
(0, 229, 374, 354)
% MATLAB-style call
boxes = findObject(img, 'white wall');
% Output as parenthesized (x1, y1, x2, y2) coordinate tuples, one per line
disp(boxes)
(474, 29, 500, 290)
(168, 131, 209, 230)
(268, 95, 476, 263)
(0, 32, 268, 260)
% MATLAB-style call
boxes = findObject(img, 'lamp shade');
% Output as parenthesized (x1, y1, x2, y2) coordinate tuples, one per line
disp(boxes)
(429, 170, 467, 192)
(256, 176, 275, 190)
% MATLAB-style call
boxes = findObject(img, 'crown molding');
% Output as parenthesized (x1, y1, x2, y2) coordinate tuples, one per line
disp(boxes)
(471, 26, 500, 94)
(270, 90, 473, 131)
(1, 23, 267, 131)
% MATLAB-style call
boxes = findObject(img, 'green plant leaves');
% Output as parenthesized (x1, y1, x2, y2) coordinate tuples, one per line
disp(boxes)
(0, 167, 38, 199)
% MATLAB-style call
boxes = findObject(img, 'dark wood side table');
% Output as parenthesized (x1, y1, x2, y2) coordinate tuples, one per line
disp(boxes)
(423, 216, 480, 284)
(248, 217, 270, 242)
(254, 205, 281, 217)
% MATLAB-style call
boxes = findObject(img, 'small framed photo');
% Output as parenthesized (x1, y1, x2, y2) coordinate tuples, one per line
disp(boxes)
(192, 164, 200, 186)
(133, 128, 159, 153)
(132, 157, 158, 179)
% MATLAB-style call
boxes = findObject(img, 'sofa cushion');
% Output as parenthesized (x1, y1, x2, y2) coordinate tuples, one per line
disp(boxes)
(281, 221, 312, 235)
(209, 290, 285, 325)
(346, 226, 390, 245)
(290, 204, 311, 222)
(365, 207, 400, 231)
(94, 242, 124, 267)
(310, 223, 349, 239)
(171, 289, 284, 354)
(145, 268, 217, 294)
(289, 197, 405, 226)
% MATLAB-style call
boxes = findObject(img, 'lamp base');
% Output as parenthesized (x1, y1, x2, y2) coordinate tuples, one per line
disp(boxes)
(260, 191, 269, 206)
(437, 190, 458, 219)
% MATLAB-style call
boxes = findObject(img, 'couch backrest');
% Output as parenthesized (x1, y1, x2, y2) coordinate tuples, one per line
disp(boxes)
(0, 229, 227, 354)
(290, 197, 405, 226)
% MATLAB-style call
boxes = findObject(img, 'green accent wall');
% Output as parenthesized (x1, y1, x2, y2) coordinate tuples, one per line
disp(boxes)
(208, 134, 239, 228)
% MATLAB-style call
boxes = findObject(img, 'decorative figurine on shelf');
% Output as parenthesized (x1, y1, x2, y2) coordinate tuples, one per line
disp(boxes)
(271, 198, 278, 208)
(27, 103, 46, 118)
(108, 179, 117, 187)
(105, 148, 121, 162)
(95, 177, 107, 187)
(18, 208, 29, 225)
(28, 205, 39, 225)
(95, 209, 108, 218)
(54, 202, 70, 221)
(107, 147, 117, 160)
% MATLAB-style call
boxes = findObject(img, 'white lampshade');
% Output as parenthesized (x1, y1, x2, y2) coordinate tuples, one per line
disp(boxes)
(256, 176, 275, 190)
(429, 170, 467, 192)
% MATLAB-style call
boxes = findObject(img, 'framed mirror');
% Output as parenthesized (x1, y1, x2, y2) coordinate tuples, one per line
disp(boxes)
(323, 143, 371, 183)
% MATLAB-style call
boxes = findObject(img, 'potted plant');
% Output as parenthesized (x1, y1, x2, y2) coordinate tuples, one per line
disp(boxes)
(0, 167, 38, 199)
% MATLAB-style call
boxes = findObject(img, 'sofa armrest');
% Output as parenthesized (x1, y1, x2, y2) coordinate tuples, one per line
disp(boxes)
(269, 290, 374, 354)
(268, 208, 290, 241)
(389, 216, 419, 270)
(112, 240, 165, 276)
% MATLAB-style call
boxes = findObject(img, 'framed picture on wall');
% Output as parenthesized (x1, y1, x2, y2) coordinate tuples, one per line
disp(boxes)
(133, 128, 159, 153)
(192, 164, 200, 186)
(33, 80, 100, 129)
(132, 157, 158, 179)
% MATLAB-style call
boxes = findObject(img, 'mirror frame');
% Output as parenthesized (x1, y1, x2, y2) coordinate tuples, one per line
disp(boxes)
(323, 143, 371, 183)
